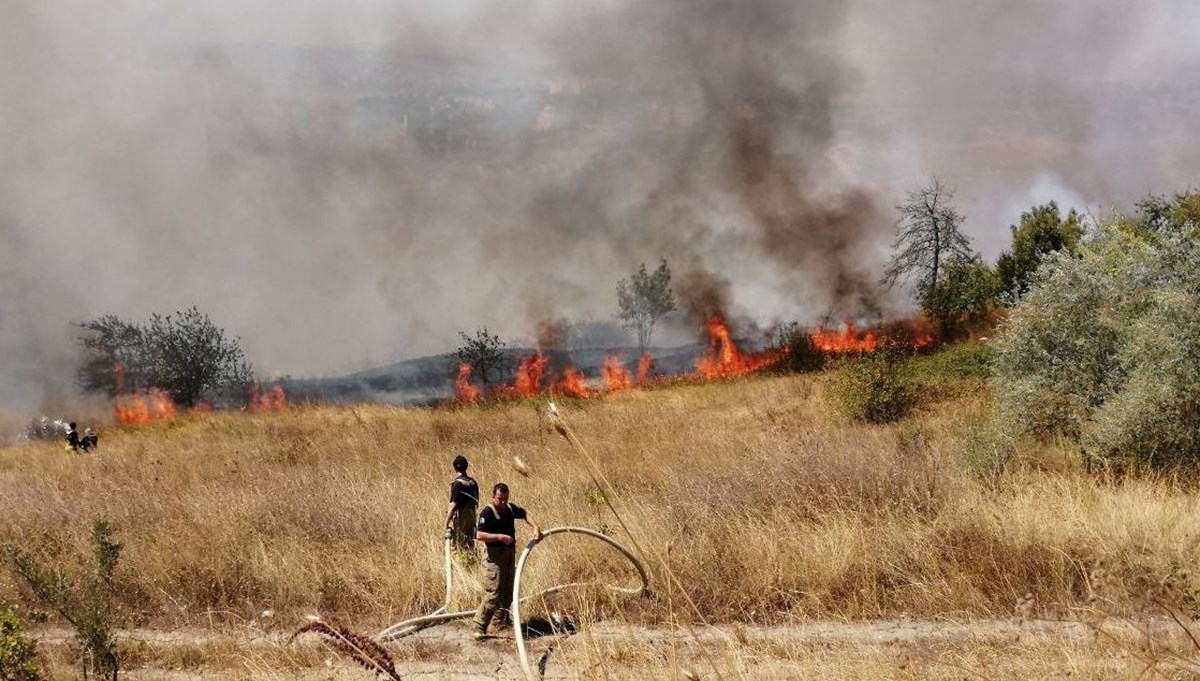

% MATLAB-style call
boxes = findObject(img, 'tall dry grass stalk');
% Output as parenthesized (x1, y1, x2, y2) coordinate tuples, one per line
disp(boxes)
(2, 371, 1199, 634)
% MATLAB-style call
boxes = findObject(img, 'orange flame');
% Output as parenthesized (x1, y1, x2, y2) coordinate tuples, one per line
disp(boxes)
(455, 362, 480, 403)
(637, 353, 654, 385)
(250, 382, 288, 413)
(557, 367, 592, 398)
(810, 323, 879, 354)
(495, 350, 549, 399)
(695, 317, 785, 379)
(114, 389, 178, 426)
(603, 354, 635, 392)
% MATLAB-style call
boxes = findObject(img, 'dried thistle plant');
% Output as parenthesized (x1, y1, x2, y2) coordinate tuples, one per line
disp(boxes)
(290, 618, 402, 680)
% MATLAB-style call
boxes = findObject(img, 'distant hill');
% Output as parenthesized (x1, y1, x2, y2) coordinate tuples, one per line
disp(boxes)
(282, 343, 711, 406)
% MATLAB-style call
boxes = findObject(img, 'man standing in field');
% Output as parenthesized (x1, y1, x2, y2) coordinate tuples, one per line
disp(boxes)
(444, 455, 480, 555)
(472, 482, 542, 639)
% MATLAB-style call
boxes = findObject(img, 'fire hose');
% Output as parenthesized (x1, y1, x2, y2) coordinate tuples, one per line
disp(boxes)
(375, 527, 651, 681)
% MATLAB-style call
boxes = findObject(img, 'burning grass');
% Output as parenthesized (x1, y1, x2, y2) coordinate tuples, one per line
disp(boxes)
(454, 316, 937, 405)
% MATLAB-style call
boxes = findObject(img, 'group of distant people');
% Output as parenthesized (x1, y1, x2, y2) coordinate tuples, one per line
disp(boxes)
(65, 422, 99, 452)
(443, 454, 543, 640)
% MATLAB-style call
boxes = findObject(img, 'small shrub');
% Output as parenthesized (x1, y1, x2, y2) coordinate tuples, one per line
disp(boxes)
(1, 520, 122, 681)
(833, 352, 914, 424)
(773, 323, 825, 374)
(0, 604, 42, 681)
(908, 341, 993, 383)
(960, 419, 1017, 481)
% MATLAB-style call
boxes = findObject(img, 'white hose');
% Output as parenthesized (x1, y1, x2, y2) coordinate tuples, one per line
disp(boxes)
(375, 526, 651, 680)
(511, 526, 651, 681)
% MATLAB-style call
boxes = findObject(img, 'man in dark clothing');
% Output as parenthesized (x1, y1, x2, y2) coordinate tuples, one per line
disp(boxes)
(472, 482, 542, 639)
(65, 422, 81, 452)
(81, 427, 99, 452)
(443, 455, 480, 554)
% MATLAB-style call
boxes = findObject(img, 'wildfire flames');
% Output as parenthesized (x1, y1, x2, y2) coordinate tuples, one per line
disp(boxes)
(250, 382, 288, 413)
(557, 367, 591, 399)
(695, 317, 786, 379)
(811, 323, 879, 354)
(115, 389, 178, 426)
(453, 316, 937, 405)
(112, 369, 289, 425)
(603, 354, 635, 392)
(455, 362, 480, 403)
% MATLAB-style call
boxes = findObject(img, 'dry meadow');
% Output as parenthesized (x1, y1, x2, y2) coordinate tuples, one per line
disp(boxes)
(4, 361, 1200, 678)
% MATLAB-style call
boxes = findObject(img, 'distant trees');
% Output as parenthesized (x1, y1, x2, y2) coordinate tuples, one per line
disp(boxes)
(617, 259, 676, 353)
(996, 202, 1085, 302)
(455, 328, 507, 386)
(883, 176, 975, 306)
(993, 191, 1200, 470)
(77, 307, 253, 407)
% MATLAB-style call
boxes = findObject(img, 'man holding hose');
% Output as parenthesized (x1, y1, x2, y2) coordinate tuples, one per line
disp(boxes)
(472, 482, 542, 639)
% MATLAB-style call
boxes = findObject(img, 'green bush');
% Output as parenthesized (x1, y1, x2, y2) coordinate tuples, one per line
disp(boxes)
(993, 193, 1200, 471)
(833, 351, 914, 424)
(908, 341, 993, 383)
(2, 520, 122, 681)
(0, 604, 41, 681)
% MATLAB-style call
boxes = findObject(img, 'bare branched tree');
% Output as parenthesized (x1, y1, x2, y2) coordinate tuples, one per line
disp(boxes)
(617, 259, 676, 353)
(883, 176, 974, 304)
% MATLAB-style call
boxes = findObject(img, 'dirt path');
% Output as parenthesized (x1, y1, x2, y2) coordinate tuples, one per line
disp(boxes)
(30, 617, 1142, 680)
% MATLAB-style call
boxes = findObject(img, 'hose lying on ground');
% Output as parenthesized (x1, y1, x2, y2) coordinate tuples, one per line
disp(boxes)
(375, 526, 651, 680)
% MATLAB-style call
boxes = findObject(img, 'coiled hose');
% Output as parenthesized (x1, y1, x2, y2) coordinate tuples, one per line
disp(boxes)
(375, 526, 651, 681)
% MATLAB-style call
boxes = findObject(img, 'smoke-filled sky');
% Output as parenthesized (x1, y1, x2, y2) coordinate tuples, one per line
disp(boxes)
(2, 0, 1198, 412)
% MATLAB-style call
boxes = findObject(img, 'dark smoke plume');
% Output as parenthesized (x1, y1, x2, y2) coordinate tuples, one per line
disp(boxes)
(1, 0, 1197, 418)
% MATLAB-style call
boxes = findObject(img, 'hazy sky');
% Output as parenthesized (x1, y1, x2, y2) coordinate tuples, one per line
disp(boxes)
(2, 0, 1197, 414)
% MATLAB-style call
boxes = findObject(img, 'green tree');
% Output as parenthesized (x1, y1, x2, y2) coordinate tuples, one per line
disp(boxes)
(993, 192, 1200, 470)
(996, 202, 1085, 302)
(883, 176, 974, 305)
(617, 259, 676, 353)
(924, 260, 1002, 338)
(77, 315, 151, 396)
(1133, 192, 1200, 240)
(77, 307, 253, 407)
(455, 328, 507, 386)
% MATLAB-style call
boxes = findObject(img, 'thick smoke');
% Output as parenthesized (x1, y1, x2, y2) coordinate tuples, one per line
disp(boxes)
(1, 1, 1197, 417)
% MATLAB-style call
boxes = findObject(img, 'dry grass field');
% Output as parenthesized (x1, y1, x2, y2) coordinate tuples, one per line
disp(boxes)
(4, 351, 1200, 678)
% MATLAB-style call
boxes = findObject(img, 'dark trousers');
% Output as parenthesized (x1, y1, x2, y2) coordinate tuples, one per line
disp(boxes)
(451, 506, 477, 553)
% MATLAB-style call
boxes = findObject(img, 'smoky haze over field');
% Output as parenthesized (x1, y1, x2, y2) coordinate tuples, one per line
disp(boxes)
(1, 0, 1197, 414)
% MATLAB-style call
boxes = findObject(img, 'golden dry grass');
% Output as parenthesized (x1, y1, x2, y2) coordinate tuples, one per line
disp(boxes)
(4, 368, 1200, 678)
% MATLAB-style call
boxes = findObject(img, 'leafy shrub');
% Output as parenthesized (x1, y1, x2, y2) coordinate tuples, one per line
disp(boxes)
(908, 341, 993, 383)
(0, 604, 41, 681)
(993, 194, 1200, 471)
(832, 351, 914, 424)
(2, 520, 122, 680)
(773, 322, 825, 374)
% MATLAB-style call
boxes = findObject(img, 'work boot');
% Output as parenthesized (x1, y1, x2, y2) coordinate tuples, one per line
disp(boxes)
(471, 617, 488, 640)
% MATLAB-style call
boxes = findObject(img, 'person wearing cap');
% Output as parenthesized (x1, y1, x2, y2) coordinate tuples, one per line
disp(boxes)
(472, 482, 542, 639)
(444, 455, 480, 555)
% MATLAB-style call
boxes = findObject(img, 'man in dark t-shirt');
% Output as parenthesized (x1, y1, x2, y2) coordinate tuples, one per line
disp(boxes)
(443, 455, 480, 554)
(471, 482, 542, 639)
(65, 422, 81, 452)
